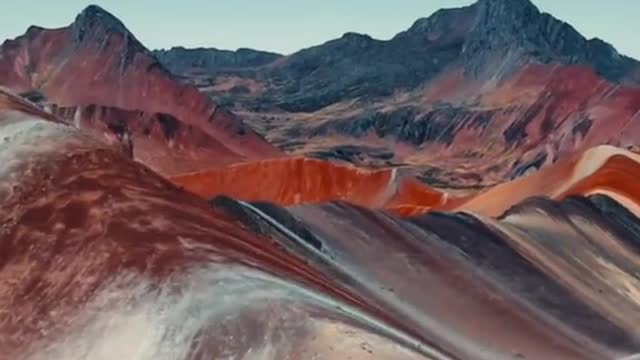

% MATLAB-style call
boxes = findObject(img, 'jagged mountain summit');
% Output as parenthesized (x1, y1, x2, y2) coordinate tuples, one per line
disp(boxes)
(458, 0, 639, 82)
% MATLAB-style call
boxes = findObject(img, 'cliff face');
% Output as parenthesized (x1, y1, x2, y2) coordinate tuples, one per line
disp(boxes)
(0, 5, 281, 175)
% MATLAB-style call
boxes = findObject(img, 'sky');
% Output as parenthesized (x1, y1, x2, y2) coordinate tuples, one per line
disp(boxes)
(0, 0, 639, 58)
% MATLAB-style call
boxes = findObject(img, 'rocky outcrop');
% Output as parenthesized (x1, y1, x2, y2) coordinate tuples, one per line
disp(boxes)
(143, 0, 640, 190)
(4, 0, 640, 188)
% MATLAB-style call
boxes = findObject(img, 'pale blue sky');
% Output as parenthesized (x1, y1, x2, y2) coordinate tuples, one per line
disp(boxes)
(1, 0, 638, 58)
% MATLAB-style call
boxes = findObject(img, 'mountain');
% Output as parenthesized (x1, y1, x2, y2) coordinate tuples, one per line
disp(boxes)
(263, 0, 640, 110)
(0, 5, 281, 175)
(156, 0, 640, 102)
(155, 0, 640, 190)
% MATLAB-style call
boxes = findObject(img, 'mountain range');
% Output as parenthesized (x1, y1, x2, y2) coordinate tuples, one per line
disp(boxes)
(3, 0, 640, 359)
(154, 0, 640, 189)
(2, 0, 640, 188)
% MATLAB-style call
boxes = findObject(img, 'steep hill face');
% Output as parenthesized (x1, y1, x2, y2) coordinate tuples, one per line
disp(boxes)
(47, 103, 247, 175)
(169, 157, 451, 212)
(0, 5, 281, 175)
(155, 0, 640, 189)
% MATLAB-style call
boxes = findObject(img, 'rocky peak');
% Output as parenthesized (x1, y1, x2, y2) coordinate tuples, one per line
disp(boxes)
(337, 32, 375, 47)
(400, 0, 538, 38)
(394, 5, 477, 47)
(456, 0, 637, 81)
(306, 32, 376, 55)
(474, 0, 540, 23)
(403, 6, 476, 35)
(70, 5, 154, 72)
(72, 5, 131, 43)
(467, 0, 554, 51)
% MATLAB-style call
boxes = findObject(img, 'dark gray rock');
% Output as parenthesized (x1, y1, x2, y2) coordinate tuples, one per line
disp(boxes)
(307, 145, 394, 163)
(311, 106, 497, 146)
(411, 199, 640, 352)
(168, 0, 640, 113)
(71, 5, 160, 73)
(153, 47, 283, 75)
(461, 0, 640, 82)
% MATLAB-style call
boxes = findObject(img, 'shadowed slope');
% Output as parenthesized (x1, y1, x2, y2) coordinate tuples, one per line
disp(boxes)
(48, 104, 246, 175)
(211, 194, 640, 359)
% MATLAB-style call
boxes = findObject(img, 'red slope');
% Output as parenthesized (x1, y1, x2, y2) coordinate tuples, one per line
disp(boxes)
(170, 157, 452, 212)
(456, 146, 640, 217)
(408, 63, 640, 187)
(170, 144, 640, 218)
(49, 104, 246, 175)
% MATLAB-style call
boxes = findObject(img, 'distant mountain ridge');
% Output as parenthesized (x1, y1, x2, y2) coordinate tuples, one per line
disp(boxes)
(152, 47, 283, 75)
(154, 0, 640, 112)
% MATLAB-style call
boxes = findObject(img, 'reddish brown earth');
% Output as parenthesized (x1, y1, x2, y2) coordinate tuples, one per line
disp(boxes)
(0, 6, 280, 175)
(4, 2, 640, 188)
(456, 145, 640, 217)
(3, 2, 640, 358)
(170, 157, 451, 212)
(171, 145, 640, 221)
